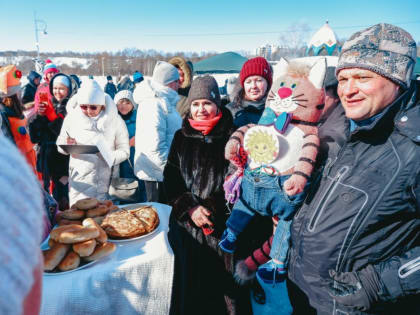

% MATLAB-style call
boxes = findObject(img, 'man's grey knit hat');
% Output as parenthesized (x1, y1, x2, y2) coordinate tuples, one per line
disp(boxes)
(188, 75, 221, 107)
(336, 23, 417, 89)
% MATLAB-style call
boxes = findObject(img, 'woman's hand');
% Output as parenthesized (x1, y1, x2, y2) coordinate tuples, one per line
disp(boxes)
(66, 137, 77, 145)
(188, 205, 213, 228)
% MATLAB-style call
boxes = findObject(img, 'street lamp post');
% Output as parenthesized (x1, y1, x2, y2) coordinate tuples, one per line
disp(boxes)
(34, 11, 48, 59)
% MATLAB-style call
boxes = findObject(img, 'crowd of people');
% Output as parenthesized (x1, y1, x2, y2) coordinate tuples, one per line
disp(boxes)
(0, 22, 419, 315)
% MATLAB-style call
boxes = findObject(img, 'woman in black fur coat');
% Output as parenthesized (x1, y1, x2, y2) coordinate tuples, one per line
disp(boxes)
(163, 76, 271, 315)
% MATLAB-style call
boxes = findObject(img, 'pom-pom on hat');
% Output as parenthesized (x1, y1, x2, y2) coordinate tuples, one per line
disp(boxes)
(336, 23, 417, 89)
(43, 59, 59, 76)
(77, 79, 106, 106)
(152, 61, 179, 86)
(0, 65, 22, 98)
(187, 75, 221, 107)
(239, 57, 272, 89)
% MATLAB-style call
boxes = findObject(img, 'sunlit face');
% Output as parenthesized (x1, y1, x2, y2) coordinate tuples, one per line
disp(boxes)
(46, 72, 55, 82)
(190, 99, 218, 121)
(80, 104, 103, 117)
(117, 98, 134, 115)
(52, 83, 69, 102)
(337, 68, 400, 121)
(244, 75, 268, 101)
(177, 68, 185, 86)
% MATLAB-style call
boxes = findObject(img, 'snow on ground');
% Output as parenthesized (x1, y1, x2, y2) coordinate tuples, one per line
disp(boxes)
(0, 56, 93, 70)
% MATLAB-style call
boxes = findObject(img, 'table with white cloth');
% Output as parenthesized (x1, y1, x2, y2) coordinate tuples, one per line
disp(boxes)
(41, 202, 174, 315)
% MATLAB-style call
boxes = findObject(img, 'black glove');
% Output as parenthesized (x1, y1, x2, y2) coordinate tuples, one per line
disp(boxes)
(328, 265, 382, 311)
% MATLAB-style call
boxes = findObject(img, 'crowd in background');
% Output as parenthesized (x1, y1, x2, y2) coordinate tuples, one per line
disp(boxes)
(1, 22, 420, 315)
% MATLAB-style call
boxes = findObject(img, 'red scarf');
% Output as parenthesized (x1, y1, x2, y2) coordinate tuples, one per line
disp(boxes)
(188, 112, 222, 136)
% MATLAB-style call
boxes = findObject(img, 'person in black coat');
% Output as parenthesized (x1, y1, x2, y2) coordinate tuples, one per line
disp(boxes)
(28, 73, 78, 210)
(21, 71, 41, 105)
(163, 76, 271, 315)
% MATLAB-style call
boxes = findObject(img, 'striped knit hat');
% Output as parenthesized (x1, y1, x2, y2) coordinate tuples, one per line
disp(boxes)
(43, 59, 59, 76)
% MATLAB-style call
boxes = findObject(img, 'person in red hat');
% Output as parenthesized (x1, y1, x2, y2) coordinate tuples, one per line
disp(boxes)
(226, 57, 272, 128)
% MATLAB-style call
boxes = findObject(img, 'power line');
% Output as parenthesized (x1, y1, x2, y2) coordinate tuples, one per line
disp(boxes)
(143, 20, 420, 37)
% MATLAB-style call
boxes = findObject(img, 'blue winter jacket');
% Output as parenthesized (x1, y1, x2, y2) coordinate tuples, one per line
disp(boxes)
(119, 109, 137, 178)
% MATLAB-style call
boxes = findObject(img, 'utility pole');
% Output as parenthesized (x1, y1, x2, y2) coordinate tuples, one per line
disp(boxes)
(34, 11, 47, 59)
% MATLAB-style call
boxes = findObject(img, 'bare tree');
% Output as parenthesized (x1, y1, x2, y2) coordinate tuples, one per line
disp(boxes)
(275, 22, 311, 59)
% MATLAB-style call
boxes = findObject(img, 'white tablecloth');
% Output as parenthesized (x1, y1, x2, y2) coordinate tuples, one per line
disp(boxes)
(41, 202, 174, 315)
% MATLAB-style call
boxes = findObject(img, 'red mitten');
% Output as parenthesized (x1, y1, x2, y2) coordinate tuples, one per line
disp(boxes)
(44, 103, 59, 121)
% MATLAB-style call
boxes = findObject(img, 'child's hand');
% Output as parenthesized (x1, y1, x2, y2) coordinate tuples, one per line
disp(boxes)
(129, 136, 135, 147)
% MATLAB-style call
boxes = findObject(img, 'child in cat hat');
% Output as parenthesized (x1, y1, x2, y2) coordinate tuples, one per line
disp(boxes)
(220, 58, 327, 286)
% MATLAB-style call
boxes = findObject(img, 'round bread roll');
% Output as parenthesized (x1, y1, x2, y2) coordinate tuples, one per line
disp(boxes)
(43, 243, 71, 271)
(102, 200, 114, 208)
(50, 224, 83, 241)
(73, 239, 97, 257)
(53, 226, 100, 244)
(75, 198, 99, 210)
(58, 219, 83, 227)
(86, 205, 109, 218)
(83, 218, 108, 243)
(60, 209, 85, 220)
(58, 251, 81, 271)
(84, 242, 116, 262)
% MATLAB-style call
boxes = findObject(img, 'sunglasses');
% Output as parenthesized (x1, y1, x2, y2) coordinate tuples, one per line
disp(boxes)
(80, 105, 100, 111)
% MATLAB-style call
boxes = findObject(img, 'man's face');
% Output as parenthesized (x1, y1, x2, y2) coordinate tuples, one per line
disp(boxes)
(34, 77, 41, 86)
(337, 68, 400, 121)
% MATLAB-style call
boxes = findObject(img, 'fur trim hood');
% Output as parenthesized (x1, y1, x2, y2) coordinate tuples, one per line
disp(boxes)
(169, 56, 193, 89)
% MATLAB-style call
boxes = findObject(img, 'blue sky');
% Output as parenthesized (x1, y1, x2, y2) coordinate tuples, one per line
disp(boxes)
(2, 0, 420, 53)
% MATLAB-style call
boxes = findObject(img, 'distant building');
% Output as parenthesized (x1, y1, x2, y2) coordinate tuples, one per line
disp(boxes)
(306, 21, 341, 56)
(256, 44, 280, 60)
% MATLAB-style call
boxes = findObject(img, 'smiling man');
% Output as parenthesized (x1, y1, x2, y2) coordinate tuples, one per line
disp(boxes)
(287, 23, 420, 314)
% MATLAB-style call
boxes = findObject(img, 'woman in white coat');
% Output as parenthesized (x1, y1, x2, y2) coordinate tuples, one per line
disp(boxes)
(57, 79, 129, 205)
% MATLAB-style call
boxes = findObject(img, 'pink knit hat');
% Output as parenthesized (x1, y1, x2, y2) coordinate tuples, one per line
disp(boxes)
(239, 57, 272, 88)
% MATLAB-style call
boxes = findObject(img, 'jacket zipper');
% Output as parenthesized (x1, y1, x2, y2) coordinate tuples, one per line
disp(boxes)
(307, 166, 349, 232)
(399, 256, 420, 278)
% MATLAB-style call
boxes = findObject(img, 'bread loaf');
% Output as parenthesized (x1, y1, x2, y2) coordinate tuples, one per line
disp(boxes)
(50, 224, 83, 241)
(48, 238, 56, 248)
(86, 205, 109, 218)
(75, 198, 99, 210)
(43, 243, 71, 271)
(84, 242, 116, 262)
(58, 251, 81, 271)
(58, 219, 83, 226)
(52, 225, 100, 244)
(60, 209, 85, 220)
(83, 218, 108, 243)
(73, 239, 97, 257)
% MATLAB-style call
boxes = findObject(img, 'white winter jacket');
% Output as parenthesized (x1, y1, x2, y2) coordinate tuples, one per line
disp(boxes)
(133, 79, 181, 182)
(57, 102, 129, 204)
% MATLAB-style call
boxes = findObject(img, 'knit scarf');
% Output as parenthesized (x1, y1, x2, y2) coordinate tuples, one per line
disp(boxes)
(188, 112, 222, 135)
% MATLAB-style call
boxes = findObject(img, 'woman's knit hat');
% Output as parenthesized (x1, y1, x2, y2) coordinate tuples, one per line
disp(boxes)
(239, 57, 272, 88)
(43, 59, 59, 76)
(336, 23, 417, 89)
(77, 79, 106, 105)
(187, 75, 221, 107)
(114, 89, 137, 109)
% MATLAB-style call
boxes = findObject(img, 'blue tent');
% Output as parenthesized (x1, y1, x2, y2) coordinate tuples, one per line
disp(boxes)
(414, 57, 420, 78)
